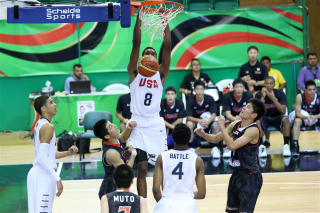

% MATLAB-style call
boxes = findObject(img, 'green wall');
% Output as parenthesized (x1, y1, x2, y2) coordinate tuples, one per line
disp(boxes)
(0, 62, 303, 131)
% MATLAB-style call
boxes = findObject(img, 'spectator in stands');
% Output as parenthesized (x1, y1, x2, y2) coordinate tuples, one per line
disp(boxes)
(222, 78, 253, 157)
(116, 90, 131, 132)
(255, 77, 291, 157)
(179, 59, 214, 98)
(261, 56, 287, 90)
(160, 86, 186, 149)
(186, 80, 220, 157)
(238, 46, 268, 93)
(64, 64, 96, 93)
(297, 53, 319, 91)
(289, 80, 320, 157)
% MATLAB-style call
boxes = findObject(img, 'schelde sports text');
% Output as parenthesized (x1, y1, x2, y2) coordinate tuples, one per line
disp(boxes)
(46, 8, 81, 21)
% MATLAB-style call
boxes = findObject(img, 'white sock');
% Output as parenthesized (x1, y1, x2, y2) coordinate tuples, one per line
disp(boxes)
(144, 198, 147, 204)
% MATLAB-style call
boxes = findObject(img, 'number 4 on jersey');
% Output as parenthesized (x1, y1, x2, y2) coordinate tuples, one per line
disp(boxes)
(172, 162, 184, 179)
(118, 206, 131, 213)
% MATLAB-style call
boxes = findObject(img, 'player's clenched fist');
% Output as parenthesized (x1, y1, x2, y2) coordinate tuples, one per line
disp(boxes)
(218, 115, 226, 128)
(127, 121, 137, 129)
(68, 145, 78, 155)
(194, 127, 205, 137)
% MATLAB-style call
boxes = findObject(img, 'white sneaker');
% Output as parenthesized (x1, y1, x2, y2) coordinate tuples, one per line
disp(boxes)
(223, 147, 231, 158)
(283, 156, 291, 166)
(211, 147, 221, 158)
(282, 144, 291, 156)
(259, 145, 267, 157)
(211, 158, 221, 167)
(189, 148, 195, 153)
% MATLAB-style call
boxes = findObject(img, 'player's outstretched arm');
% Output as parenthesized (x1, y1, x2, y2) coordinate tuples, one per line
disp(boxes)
(160, 23, 172, 86)
(100, 195, 109, 213)
(140, 197, 149, 213)
(56, 145, 78, 159)
(194, 127, 222, 143)
(124, 146, 137, 168)
(119, 121, 137, 142)
(152, 154, 163, 202)
(219, 117, 259, 151)
(194, 156, 206, 199)
(127, 12, 142, 83)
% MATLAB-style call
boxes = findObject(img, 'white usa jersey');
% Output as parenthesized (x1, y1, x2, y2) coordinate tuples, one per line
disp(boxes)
(161, 149, 197, 198)
(130, 72, 163, 117)
(33, 118, 57, 169)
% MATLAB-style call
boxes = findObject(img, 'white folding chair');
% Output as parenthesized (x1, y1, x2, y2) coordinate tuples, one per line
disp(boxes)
(102, 84, 130, 93)
(215, 79, 234, 92)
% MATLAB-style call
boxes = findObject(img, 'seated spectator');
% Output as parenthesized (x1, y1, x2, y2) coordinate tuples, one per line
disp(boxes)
(116, 91, 131, 132)
(179, 58, 214, 98)
(255, 77, 291, 158)
(186, 80, 220, 157)
(297, 53, 319, 91)
(160, 86, 186, 149)
(64, 64, 96, 93)
(222, 78, 253, 157)
(261, 56, 287, 90)
(238, 46, 268, 94)
(289, 80, 320, 157)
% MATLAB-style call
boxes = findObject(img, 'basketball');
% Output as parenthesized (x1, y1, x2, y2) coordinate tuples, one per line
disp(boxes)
(137, 55, 159, 77)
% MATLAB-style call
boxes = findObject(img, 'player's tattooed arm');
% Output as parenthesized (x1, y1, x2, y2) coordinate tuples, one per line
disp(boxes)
(152, 154, 163, 202)
(118, 121, 137, 142)
(194, 156, 206, 199)
(127, 12, 142, 83)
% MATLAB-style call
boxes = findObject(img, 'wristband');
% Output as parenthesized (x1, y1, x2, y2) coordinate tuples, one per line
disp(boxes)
(185, 90, 188, 94)
(131, 149, 137, 156)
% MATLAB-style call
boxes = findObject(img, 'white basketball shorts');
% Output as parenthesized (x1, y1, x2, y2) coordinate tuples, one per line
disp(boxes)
(154, 196, 198, 213)
(128, 114, 167, 165)
(27, 165, 56, 213)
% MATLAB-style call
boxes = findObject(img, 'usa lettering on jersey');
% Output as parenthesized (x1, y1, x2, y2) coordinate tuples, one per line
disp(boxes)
(139, 78, 158, 88)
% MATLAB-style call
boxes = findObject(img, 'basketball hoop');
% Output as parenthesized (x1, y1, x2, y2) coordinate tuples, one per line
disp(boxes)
(131, 0, 184, 39)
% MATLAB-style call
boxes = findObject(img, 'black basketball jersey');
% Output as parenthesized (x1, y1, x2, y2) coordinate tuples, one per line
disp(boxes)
(106, 190, 140, 213)
(229, 121, 260, 173)
(186, 94, 217, 118)
(255, 89, 287, 117)
(301, 93, 320, 115)
(223, 91, 253, 116)
(102, 137, 125, 179)
(160, 98, 186, 124)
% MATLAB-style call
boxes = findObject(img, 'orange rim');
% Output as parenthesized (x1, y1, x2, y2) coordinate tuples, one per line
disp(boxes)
(131, 0, 184, 13)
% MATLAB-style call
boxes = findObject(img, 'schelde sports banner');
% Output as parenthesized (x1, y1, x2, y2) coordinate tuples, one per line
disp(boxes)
(0, 6, 303, 77)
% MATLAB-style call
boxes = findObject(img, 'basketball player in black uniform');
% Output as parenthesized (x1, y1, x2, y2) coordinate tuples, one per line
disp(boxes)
(255, 77, 291, 156)
(127, 8, 172, 202)
(101, 164, 148, 213)
(186, 80, 219, 156)
(195, 98, 266, 213)
(93, 119, 138, 199)
(290, 80, 320, 157)
(222, 78, 253, 157)
(160, 86, 186, 149)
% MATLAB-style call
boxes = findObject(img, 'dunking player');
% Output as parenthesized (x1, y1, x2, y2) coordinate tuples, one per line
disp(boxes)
(127, 9, 171, 202)
(101, 164, 148, 213)
(93, 119, 138, 199)
(195, 99, 266, 213)
(27, 95, 78, 213)
(153, 123, 206, 213)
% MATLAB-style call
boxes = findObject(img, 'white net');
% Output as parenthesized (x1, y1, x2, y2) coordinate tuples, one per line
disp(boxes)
(139, 2, 183, 39)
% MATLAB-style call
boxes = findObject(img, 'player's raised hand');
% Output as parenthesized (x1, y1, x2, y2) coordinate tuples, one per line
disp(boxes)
(124, 146, 135, 155)
(218, 115, 226, 128)
(194, 127, 205, 137)
(68, 145, 78, 155)
(56, 180, 63, 197)
(127, 121, 137, 129)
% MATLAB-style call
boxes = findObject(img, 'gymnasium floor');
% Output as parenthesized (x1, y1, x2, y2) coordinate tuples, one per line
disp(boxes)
(0, 131, 319, 213)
